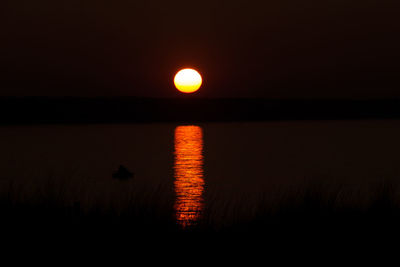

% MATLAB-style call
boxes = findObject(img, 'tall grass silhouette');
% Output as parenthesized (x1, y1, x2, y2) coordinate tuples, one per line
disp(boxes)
(1, 174, 400, 237)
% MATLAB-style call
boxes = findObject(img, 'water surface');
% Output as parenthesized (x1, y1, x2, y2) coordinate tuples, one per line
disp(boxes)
(1, 120, 400, 224)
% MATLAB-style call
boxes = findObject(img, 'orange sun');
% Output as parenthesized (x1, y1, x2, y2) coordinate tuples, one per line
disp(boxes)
(174, 68, 202, 93)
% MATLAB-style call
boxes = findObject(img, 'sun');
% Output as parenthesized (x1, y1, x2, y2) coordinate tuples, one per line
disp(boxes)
(174, 68, 202, 93)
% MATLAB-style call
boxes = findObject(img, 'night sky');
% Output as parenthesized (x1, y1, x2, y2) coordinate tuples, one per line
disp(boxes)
(1, 0, 399, 98)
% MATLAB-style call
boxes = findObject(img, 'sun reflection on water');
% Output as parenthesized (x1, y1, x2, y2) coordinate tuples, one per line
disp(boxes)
(174, 125, 205, 228)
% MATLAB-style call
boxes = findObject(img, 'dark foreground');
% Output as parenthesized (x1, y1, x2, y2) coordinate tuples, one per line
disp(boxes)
(2, 177, 400, 244)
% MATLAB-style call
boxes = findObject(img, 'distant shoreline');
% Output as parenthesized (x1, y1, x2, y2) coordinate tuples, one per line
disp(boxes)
(2, 97, 400, 125)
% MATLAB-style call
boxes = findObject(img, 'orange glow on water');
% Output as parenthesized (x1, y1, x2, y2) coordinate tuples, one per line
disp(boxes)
(174, 125, 205, 227)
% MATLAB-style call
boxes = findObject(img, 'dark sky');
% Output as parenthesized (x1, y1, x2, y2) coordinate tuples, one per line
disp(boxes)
(1, 0, 399, 98)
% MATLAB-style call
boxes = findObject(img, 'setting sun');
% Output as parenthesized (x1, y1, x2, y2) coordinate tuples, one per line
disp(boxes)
(174, 68, 202, 93)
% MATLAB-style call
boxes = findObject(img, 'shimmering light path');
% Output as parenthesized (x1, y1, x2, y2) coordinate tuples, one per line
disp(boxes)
(174, 125, 205, 227)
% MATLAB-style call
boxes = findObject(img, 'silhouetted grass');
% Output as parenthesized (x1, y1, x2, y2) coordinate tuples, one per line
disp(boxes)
(1, 175, 400, 240)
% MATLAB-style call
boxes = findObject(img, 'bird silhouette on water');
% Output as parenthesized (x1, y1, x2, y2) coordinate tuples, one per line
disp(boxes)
(112, 165, 134, 180)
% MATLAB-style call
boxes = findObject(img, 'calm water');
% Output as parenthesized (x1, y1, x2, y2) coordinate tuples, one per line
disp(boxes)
(174, 126, 204, 227)
(2, 120, 400, 226)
